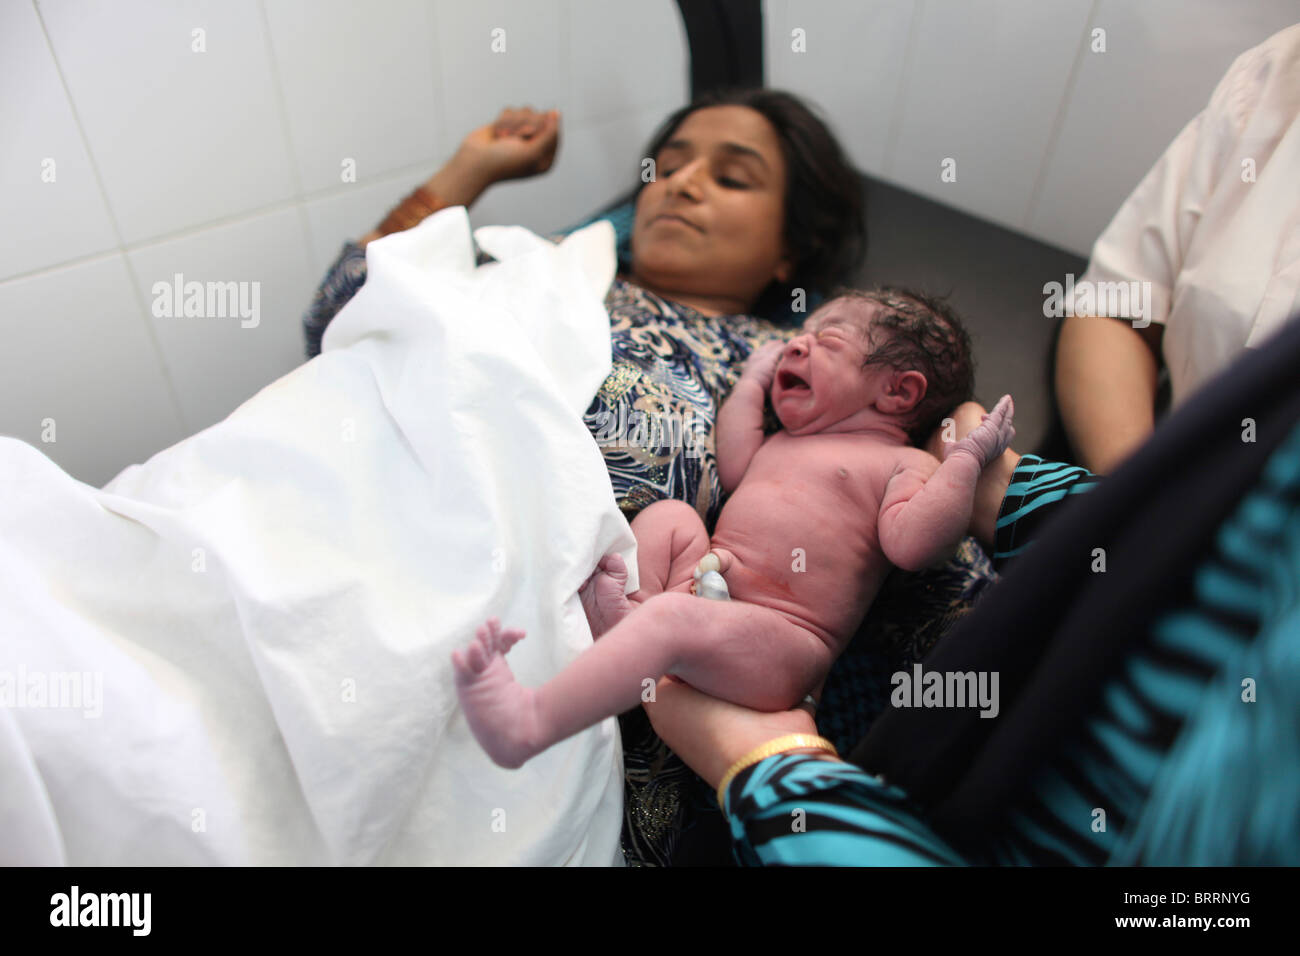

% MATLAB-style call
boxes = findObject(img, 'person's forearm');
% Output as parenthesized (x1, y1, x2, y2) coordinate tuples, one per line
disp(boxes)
(971, 448, 1021, 554)
(643, 677, 822, 795)
(1055, 314, 1160, 474)
(359, 151, 494, 247)
(716, 379, 768, 492)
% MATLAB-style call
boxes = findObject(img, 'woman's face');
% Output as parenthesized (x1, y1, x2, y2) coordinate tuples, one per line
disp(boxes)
(630, 106, 792, 315)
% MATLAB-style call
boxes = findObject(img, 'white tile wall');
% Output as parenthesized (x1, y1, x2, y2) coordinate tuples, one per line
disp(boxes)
(431, 0, 568, 145)
(565, 0, 687, 124)
(263, 0, 442, 195)
(0, 254, 188, 487)
(0, 0, 117, 281)
(885, 0, 1093, 232)
(38, 0, 298, 246)
(764, 0, 916, 175)
(126, 207, 318, 434)
(1028, 0, 1300, 255)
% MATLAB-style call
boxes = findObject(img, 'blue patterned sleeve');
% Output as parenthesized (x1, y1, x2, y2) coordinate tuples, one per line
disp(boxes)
(991, 454, 1102, 570)
(303, 241, 369, 359)
(721, 754, 966, 866)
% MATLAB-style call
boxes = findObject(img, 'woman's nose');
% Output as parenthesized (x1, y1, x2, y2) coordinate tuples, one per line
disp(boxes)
(665, 158, 706, 198)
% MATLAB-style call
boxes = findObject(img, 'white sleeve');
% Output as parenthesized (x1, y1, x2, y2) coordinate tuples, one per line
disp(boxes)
(1076, 42, 1260, 325)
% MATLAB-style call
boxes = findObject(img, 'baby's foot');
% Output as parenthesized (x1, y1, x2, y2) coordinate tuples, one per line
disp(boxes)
(578, 553, 632, 638)
(451, 617, 542, 769)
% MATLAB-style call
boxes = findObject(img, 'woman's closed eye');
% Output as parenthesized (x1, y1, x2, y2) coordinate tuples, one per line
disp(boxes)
(659, 167, 749, 189)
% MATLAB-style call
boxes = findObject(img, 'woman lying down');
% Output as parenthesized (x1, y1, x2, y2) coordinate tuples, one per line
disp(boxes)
(454, 289, 1015, 768)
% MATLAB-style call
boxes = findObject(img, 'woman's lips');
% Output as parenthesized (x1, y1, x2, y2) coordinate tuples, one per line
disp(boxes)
(652, 213, 702, 231)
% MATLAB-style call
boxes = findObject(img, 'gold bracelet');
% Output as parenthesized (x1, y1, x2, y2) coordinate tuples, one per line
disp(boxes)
(716, 733, 839, 806)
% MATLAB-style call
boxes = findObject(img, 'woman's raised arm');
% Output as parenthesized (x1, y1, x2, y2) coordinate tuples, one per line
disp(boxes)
(358, 106, 561, 247)
(303, 107, 561, 357)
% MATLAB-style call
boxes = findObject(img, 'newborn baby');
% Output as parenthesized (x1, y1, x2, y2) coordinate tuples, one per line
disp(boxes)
(454, 288, 1014, 768)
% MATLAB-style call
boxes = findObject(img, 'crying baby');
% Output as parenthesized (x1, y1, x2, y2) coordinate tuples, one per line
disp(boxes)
(453, 288, 1014, 768)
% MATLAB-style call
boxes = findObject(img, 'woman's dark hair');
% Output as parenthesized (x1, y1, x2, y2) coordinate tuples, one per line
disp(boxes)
(637, 88, 867, 318)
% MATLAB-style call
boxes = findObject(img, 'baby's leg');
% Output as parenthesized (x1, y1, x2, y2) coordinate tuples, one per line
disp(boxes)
(580, 499, 710, 637)
(454, 594, 830, 768)
(627, 499, 712, 600)
(538, 594, 831, 746)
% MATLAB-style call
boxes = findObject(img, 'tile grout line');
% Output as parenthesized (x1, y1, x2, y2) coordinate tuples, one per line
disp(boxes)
(0, 160, 445, 287)
(31, 0, 187, 429)
(1022, 0, 1100, 234)
(880, 0, 924, 179)
(429, 0, 449, 173)
(254, 0, 320, 349)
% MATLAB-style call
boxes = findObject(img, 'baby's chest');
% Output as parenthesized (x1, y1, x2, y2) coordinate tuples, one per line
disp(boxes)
(752, 438, 896, 504)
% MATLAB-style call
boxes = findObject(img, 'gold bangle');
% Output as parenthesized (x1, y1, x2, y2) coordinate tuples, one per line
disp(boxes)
(716, 733, 839, 806)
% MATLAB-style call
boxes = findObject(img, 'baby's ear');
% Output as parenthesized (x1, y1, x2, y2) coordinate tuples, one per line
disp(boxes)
(877, 370, 927, 416)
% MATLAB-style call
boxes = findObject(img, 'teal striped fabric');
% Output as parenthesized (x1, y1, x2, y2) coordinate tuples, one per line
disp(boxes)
(993, 455, 1100, 567)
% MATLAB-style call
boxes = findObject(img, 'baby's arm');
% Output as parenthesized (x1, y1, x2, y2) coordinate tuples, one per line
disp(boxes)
(717, 341, 784, 493)
(877, 396, 1015, 571)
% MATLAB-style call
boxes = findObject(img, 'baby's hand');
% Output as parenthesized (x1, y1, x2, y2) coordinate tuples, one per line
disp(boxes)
(945, 395, 1015, 468)
(741, 340, 785, 392)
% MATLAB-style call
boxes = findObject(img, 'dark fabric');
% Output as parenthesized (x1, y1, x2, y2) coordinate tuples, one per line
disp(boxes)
(674, 0, 763, 97)
(850, 313, 1300, 832)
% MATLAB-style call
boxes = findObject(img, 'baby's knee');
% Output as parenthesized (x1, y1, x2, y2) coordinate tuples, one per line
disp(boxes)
(634, 498, 700, 526)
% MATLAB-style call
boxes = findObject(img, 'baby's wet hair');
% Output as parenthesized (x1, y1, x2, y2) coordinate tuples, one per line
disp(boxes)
(829, 286, 976, 444)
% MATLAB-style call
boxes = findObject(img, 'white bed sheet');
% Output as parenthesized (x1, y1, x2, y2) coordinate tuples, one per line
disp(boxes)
(0, 207, 638, 865)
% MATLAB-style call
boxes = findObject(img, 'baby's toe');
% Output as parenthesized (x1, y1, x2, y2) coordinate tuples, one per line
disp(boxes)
(467, 640, 490, 672)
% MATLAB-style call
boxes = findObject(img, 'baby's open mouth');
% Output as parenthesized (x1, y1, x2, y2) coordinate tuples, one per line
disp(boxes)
(777, 370, 810, 391)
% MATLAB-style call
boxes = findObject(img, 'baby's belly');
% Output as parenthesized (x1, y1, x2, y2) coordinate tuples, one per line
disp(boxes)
(707, 527, 890, 653)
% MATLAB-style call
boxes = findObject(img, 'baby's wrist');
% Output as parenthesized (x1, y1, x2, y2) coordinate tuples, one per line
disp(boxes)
(945, 443, 986, 469)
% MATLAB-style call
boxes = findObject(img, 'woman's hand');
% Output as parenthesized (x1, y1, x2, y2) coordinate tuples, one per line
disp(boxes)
(457, 106, 561, 187)
(644, 676, 823, 796)
(359, 107, 561, 246)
